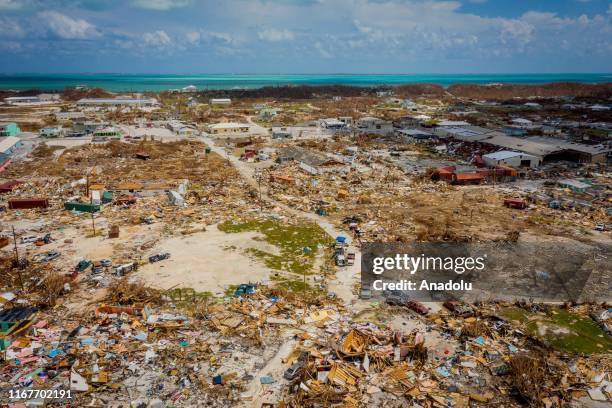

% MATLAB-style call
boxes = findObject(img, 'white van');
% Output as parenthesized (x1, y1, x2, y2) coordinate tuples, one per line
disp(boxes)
(21, 235, 39, 244)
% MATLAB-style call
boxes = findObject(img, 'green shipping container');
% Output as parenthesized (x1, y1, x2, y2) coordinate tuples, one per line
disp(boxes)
(64, 201, 100, 213)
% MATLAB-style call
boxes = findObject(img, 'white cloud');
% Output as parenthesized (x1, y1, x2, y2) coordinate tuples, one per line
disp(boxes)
(257, 28, 295, 42)
(143, 30, 172, 47)
(185, 31, 200, 44)
(132, 0, 191, 10)
(39, 11, 100, 39)
(500, 19, 534, 45)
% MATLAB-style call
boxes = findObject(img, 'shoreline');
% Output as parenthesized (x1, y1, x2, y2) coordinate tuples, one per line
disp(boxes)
(0, 73, 611, 93)
(1, 81, 612, 100)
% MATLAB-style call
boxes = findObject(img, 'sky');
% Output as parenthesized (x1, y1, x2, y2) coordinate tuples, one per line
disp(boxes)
(0, 0, 610, 73)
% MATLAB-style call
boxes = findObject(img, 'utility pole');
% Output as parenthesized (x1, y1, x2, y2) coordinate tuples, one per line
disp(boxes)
(11, 226, 23, 289)
(256, 171, 263, 212)
(12, 226, 18, 264)
(90, 192, 96, 237)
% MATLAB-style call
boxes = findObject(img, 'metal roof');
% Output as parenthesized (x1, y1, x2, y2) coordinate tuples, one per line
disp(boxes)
(483, 150, 537, 160)
(0, 307, 37, 323)
(0, 136, 21, 153)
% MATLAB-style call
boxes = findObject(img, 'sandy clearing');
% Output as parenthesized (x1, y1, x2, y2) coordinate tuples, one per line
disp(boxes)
(135, 226, 275, 294)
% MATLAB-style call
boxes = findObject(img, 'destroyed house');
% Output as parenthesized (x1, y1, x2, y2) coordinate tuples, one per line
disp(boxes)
(278, 146, 343, 175)
(111, 182, 175, 197)
(0, 180, 21, 193)
(0, 307, 37, 350)
(272, 126, 291, 139)
(395, 128, 434, 141)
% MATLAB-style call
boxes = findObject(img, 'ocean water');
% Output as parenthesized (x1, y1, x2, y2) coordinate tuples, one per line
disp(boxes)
(0, 73, 610, 91)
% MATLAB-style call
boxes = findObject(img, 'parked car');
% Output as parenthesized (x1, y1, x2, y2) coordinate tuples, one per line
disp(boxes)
(41, 250, 61, 262)
(595, 222, 606, 231)
(407, 300, 430, 315)
(21, 235, 39, 244)
(283, 362, 303, 381)
(443, 301, 475, 317)
(385, 294, 408, 306)
(75, 260, 91, 272)
(100, 259, 112, 267)
(234, 283, 256, 297)
(114, 262, 135, 276)
(335, 254, 346, 266)
(149, 252, 170, 263)
(360, 287, 372, 299)
(347, 252, 355, 266)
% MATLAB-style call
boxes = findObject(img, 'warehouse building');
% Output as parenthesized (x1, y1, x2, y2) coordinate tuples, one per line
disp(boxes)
(482, 150, 541, 168)
(77, 96, 159, 107)
(206, 123, 250, 134)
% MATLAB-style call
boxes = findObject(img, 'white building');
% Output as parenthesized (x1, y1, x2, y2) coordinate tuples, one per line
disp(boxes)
(510, 118, 533, 129)
(38, 93, 61, 102)
(437, 120, 470, 127)
(55, 111, 85, 121)
(319, 118, 346, 130)
(482, 150, 541, 168)
(77, 96, 159, 107)
(356, 117, 394, 135)
(167, 120, 196, 136)
(181, 85, 197, 92)
(207, 122, 250, 134)
(210, 98, 231, 105)
(4, 94, 61, 105)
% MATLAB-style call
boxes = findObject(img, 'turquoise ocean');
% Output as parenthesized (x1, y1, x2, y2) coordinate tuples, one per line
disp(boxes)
(0, 73, 610, 91)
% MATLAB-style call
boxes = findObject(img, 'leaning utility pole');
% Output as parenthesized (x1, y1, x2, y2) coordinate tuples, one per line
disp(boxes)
(11, 226, 18, 264)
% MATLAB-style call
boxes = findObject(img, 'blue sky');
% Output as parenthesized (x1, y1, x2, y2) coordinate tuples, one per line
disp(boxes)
(0, 0, 610, 73)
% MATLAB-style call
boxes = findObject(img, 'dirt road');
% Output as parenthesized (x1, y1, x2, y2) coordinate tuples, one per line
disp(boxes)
(201, 135, 362, 306)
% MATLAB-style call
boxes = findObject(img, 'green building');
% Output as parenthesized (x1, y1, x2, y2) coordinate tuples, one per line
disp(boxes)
(40, 126, 63, 138)
(0, 122, 21, 137)
(93, 127, 122, 140)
